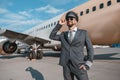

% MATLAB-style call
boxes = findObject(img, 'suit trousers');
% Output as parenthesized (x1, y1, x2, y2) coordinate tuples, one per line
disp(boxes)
(63, 60, 89, 80)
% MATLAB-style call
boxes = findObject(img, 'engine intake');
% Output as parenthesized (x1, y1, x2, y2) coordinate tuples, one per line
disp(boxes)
(2, 41, 17, 54)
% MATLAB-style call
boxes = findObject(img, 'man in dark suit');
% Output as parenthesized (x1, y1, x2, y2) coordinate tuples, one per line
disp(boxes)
(49, 11, 94, 80)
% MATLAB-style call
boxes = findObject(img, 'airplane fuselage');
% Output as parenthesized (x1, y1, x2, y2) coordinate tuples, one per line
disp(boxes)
(0, 0, 120, 58)
(25, 0, 120, 47)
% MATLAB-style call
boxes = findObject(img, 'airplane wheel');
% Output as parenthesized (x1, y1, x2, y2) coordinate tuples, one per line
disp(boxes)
(28, 51, 33, 60)
(28, 51, 36, 60)
(36, 51, 43, 59)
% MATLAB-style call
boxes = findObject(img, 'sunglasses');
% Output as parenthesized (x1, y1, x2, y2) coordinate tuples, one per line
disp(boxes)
(66, 17, 75, 21)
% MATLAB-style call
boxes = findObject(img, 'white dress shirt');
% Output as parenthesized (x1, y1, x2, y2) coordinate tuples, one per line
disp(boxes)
(68, 27, 77, 42)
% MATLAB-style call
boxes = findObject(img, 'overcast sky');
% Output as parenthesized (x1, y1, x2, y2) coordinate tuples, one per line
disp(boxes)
(0, 0, 88, 32)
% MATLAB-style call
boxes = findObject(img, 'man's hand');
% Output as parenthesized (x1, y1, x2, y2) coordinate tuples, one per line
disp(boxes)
(59, 19, 66, 25)
(59, 14, 66, 25)
(79, 65, 87, 70)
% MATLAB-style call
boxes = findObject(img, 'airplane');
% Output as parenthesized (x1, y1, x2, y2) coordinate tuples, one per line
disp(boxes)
(0, 0, 120, 59)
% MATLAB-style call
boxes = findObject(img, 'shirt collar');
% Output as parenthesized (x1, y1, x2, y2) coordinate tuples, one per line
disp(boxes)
(69, 27, 77, 32)
(73, 27, 77, 32)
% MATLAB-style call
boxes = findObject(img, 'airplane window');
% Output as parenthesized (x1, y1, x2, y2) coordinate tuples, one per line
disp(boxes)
(37, 28, 39, 31)
(92, 6, 96, 11)
(51, 23, 53, 27)
(54, 22, 56, 25)
(107, 1, 111, 6)
(49, 24, 50, 27)
(43, 26, 45, 29)
(80, 11, 83, 16)
(86, 9, 89, 14)
(117, 0, 120, 2)
(100, 3, 104, 9)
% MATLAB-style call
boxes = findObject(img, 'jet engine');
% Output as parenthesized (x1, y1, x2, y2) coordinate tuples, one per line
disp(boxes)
(2, 40, 17, 54)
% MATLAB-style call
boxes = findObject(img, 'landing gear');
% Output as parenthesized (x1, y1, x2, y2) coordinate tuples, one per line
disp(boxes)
(28, 51, 34, 60)
(27, 43, 43, 60)
(28, 50, 43, 60)
(36, 50, 43, 59)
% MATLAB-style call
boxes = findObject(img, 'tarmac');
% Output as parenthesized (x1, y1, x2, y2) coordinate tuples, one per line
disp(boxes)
(0, 48, 120, 80)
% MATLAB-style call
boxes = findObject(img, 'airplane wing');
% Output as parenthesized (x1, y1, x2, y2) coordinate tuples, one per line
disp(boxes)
(0, 28, 50, 45)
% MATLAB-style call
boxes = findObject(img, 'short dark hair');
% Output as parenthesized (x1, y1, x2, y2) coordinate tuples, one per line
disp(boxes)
(65, 11, 79, 22)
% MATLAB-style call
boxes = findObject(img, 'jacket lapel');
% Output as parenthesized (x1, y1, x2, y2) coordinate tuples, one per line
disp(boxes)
(64, 31, 71, 44)
(64, 29, 81, 45)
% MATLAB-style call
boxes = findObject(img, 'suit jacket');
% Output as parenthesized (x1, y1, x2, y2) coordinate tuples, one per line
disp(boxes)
(49, 23, 94, 67)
